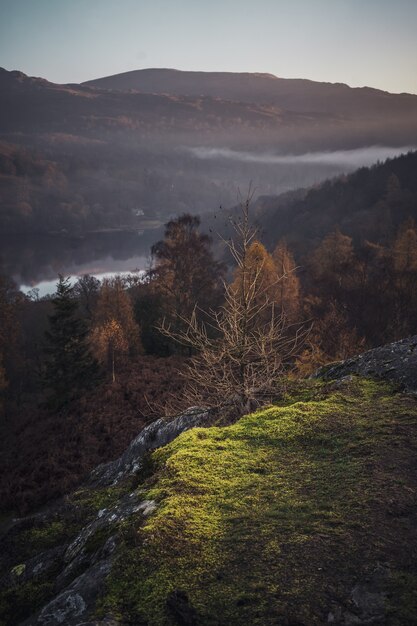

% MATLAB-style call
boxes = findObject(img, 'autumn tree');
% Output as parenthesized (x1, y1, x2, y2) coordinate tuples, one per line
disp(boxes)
(230, 240, 277, 324)
(310, 229, 362, 297)
(73, 274, 100, 320)
(389, 219, 417, 336)
(295, 297, 364, 376)
(43, 275, 99, 408)
(160, 195, 306, 415)
(272, 240, 301, 323)
(91, 319, 128, 383)
(91, 276, 141, 381)
(298, 230, 366, 371)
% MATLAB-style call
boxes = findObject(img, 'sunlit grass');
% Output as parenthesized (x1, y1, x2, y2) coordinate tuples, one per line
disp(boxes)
(100, 377, 417, 625)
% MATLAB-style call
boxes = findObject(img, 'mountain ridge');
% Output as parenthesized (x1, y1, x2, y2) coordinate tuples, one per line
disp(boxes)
(83, 66, 414, 96)
(2, 65, 417, 236)
(82, 67, 417, 117)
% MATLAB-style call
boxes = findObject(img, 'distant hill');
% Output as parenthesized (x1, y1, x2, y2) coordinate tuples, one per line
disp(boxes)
(84, 67, 417, 119)
(0, 66, 336, 138)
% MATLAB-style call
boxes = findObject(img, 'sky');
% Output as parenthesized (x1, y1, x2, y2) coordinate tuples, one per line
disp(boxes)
(1, 0, 417, 94)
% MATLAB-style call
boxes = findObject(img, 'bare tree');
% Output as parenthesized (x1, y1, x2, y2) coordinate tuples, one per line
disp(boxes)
(160, 191, 307, 417)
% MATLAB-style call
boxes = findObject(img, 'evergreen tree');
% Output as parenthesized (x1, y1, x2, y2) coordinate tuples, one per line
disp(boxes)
(0, 270, 21, 414)
(44, 275, 99, 408)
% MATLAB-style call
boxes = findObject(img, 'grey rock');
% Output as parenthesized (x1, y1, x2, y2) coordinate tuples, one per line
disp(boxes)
(64, 495, 155, 564)
(38, 592, 86, 625)
(34, 559, 112, 626)
(351, 585, 385, 618)
(16, 408, 210, 625)
(89, 406, 212, 487)
(315, 335, 417, 394)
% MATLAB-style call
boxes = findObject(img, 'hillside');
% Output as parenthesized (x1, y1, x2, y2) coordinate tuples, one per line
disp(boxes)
(1, 67, 417, 236)
(1, 337, 417, 625)
(254, 149, 417, 255)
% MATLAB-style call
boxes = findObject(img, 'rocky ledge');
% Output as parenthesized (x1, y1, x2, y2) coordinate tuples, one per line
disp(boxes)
(89, 406, 213, 487)
(315, 334, 417, 394)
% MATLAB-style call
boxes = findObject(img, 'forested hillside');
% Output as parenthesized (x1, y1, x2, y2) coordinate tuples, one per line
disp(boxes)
(256, 149, 417, 253)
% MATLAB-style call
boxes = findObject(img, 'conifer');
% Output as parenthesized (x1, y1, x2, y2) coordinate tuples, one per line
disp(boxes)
(44, 275, 99, 408)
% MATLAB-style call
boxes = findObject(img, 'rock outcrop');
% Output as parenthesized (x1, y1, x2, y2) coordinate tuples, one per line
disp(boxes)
(89, 406, 213, 487)
(315, 334, 417, 394)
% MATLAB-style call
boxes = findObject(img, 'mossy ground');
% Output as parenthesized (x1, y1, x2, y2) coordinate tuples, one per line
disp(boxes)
(100, 377, 417, 625)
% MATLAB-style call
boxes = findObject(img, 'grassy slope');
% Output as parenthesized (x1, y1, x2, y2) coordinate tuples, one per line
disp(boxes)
(101, 378, 417, 625)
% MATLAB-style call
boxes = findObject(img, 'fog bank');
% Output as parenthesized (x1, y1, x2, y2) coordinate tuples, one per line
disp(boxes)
(188, 145, 416, 168)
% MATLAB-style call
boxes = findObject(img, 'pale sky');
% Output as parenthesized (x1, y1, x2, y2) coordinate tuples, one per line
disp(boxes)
(1, 0, 417, 94)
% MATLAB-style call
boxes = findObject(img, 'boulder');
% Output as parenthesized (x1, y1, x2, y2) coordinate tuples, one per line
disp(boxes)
(315, 335, 417, 394)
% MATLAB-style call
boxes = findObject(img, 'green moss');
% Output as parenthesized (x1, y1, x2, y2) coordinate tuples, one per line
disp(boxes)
(10, 563, 25, 578)
(100, 377, 417, 625)
(69, 485, 128, 513)
(0, 479, 137, 625)
(19, 520, 72, 556)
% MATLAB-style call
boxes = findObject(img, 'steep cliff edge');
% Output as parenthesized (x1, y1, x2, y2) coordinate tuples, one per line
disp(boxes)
(1, 339, 417, 626)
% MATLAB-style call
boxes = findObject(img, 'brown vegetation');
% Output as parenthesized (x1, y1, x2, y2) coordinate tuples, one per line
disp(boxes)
(0, 355, 186, 514)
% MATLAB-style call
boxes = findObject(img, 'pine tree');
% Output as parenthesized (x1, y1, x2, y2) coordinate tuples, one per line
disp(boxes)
(44, 275, 99, 408)
(0, 271, 21, 412)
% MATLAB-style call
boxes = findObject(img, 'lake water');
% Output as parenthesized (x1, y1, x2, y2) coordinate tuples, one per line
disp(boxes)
(1, 229, 163, 297)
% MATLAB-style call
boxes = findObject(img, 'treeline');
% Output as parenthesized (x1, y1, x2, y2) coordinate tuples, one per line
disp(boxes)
(3, 210, 417, 416)
(0, 141, 146, 234)
(298, 219, 417, 369)
(0, 139, 238, 234)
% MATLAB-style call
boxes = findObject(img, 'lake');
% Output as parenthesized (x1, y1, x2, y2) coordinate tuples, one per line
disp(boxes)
(1, 228, 163, 297)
